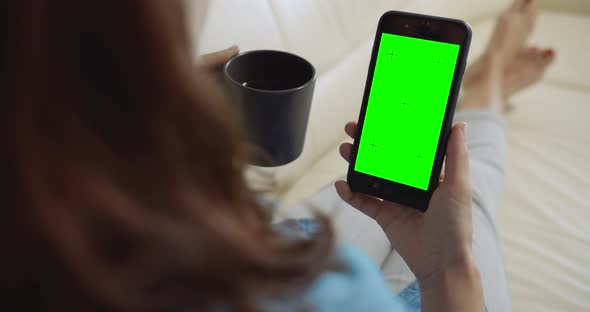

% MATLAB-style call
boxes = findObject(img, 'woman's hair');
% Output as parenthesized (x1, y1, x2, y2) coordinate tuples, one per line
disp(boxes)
(0, 1, 333, 310)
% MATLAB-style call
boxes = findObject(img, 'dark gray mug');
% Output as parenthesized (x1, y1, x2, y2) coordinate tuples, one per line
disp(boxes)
(224, 50, 316, 167)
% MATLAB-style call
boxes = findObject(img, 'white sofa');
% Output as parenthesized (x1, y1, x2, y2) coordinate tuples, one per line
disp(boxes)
(195, 1, 590, 310)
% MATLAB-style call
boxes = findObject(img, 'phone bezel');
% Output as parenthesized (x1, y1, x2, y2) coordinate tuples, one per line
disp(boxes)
(346, 11, 472, 212)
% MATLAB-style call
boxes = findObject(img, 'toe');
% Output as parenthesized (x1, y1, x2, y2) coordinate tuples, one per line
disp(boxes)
(540, 48, 556, 66)
(528, 49, 546, 66)
(511, 0, 533, 10)
(519, 0, 536, 10)
(524, 46, 540, 56)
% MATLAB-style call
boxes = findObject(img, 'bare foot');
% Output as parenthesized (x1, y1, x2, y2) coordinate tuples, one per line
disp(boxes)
(486, 0, 538, 63)
(463, 0, 538, 88)
(458, 0, 540, 112)
(503, 47, 556, 99)
(459, 46, 555, 112)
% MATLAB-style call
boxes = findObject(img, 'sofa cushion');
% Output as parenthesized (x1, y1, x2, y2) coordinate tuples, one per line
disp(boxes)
(267, 0, 417, 75)
(414, 0, 510, 21)
(195, 0, 286, 54)
(500, 83, 590, 311)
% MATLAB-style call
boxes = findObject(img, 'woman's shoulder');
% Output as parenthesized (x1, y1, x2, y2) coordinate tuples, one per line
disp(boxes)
(305, 245, 409, 312)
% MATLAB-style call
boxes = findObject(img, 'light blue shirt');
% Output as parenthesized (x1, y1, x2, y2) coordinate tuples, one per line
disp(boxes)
(305, 245, 411, 312)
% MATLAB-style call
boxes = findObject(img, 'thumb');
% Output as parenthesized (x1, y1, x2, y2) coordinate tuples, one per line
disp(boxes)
(444, 123, 469, 187)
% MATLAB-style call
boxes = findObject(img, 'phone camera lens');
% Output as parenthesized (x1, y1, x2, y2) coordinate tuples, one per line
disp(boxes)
(404, 23, 409, 28)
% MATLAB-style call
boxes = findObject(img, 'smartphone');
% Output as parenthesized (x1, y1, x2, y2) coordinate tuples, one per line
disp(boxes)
(347, 11, 472, 212)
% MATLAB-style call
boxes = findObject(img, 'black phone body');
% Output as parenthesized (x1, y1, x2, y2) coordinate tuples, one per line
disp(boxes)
(347, 11, 472, 212)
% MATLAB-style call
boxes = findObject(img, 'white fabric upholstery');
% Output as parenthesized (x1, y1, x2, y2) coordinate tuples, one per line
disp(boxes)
(196, 1, 590, 310)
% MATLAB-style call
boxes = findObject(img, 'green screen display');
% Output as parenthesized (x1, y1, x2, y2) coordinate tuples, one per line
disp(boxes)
(354, 33, 460, 190)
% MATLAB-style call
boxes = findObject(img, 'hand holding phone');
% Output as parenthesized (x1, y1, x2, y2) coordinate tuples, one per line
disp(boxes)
(337, 122, 473, 282)
(346, 11, 472, 211)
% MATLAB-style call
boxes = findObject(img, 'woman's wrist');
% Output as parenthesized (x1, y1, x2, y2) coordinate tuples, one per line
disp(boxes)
(419, 254, 485, 312)
(419, 253, 480, 291)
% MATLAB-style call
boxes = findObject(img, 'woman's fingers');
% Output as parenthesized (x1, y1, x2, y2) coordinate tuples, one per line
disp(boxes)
(340, 121, 357, 162)
(444, 123, 470, 188)
(335, 181, 383, 219)
(339, 143, 353, 163)
(200, 45, 239, 69)
(197, 46, 240, 86)
(335, 181, 407, 226)
(344, 121, 358, 139)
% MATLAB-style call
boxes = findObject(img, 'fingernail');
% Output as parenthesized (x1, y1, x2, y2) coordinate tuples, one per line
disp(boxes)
(461, 122, 468, 138)
(228, 45, 239, 51)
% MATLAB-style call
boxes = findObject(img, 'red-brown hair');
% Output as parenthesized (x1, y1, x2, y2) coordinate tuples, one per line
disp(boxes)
(0, 1, 334, 310)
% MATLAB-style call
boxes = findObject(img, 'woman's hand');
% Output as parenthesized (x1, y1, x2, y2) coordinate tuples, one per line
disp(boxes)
(335, 122, 473, 283)
(196, 45, 240, 84)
